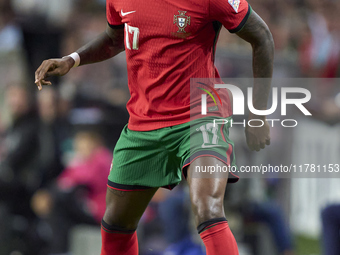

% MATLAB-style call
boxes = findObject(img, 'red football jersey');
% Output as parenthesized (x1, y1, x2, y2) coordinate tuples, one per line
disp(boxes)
(107, 0, 250, 131)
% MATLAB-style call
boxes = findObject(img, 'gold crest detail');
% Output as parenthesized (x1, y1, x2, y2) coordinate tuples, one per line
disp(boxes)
(173, 11, 191, 33)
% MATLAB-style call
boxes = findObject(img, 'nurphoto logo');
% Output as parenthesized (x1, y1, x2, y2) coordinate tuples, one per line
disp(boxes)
(199, 84, 312, 128)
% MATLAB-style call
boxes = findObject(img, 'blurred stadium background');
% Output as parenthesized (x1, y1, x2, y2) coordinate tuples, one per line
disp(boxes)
(0, 0, 339, 255)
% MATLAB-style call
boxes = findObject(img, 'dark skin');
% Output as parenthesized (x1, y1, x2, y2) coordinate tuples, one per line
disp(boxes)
(35, 25, 125, 88)
(35, 11, 274, 229)
(237, 11, 274, 152)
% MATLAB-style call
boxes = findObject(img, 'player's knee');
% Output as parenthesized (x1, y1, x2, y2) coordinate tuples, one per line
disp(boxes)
(191, 195, 224, 224)
(103, 206, 139, 230)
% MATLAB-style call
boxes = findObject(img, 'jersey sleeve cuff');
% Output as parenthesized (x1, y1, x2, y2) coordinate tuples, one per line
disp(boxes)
(228, 4, 252, 33)
(107, 22, 125, 29)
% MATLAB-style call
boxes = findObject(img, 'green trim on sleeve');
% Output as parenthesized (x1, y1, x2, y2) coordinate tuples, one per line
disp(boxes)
(228, 4, 252, 33)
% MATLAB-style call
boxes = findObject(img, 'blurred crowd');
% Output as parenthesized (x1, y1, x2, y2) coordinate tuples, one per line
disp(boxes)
(0, 0, 339, 255)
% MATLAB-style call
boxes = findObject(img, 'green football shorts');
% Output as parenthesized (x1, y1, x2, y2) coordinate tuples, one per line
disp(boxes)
(108, 116, 238, 191)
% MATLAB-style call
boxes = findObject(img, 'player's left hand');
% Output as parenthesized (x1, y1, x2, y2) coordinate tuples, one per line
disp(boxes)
(245, 115, 270, 151)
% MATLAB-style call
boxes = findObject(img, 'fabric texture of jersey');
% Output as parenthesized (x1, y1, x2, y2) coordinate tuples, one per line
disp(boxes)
(107, 0, 250, 131)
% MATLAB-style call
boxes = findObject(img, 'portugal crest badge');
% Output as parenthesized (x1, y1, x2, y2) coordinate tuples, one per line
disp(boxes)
(173, 11, 191, 33)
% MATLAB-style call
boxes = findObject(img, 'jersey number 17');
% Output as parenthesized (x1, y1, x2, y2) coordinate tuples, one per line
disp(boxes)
(125, 24, 140, 50)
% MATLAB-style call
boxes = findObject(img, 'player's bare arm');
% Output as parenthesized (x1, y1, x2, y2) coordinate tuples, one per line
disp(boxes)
(34, 24, 124, 90)
(236, 10, 274, 152)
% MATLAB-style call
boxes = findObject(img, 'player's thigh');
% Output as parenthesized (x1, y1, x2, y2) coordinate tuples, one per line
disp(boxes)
(187, 156, 229, 225)
(103, 187, 158, 230)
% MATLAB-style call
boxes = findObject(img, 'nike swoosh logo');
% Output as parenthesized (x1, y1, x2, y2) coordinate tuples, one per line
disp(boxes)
(121, 10, 136, 16)
(201, 144, 223, 148)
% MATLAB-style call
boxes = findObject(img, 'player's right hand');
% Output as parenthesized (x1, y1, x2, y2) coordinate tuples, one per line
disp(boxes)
(35, 56, 75, 90)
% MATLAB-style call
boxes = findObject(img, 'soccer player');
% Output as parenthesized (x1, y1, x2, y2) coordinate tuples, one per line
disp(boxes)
(35, 0, 274, 254)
